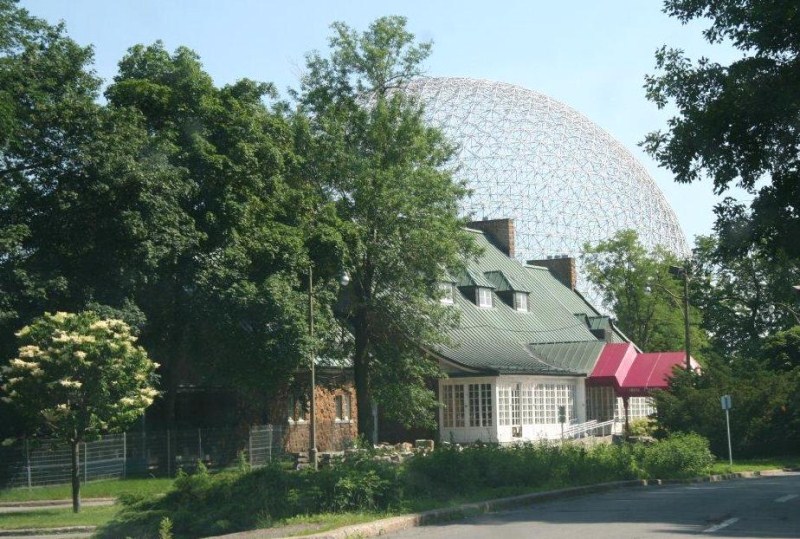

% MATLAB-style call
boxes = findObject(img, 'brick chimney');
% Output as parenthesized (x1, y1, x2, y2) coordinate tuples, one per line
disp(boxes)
(468, 218, 515, 258)
(528, 255, 577, 290)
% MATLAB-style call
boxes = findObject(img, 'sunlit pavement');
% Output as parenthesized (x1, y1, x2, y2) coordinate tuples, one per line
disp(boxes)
(386, 472, 800, 539)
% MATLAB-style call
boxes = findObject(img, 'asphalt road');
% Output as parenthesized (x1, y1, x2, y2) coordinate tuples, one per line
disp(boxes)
(388, 472, 800, 538)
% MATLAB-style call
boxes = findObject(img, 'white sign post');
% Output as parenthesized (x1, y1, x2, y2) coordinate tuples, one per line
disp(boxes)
(721, 395, 733, 466)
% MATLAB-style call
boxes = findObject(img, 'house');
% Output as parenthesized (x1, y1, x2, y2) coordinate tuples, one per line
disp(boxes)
(433, 219, 697, 444)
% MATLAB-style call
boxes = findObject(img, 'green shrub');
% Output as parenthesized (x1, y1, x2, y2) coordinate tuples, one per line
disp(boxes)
(628, 418, 657, 437)
(640, 432, 714, 479)
(98, 434, 715, 537)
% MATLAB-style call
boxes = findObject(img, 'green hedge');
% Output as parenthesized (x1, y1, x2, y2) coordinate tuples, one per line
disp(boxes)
(98, 434, 713, 538)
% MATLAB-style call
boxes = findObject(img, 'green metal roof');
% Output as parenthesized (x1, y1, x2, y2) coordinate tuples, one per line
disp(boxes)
(434, 230, 610, 376)
(457, 268, 496, 288)
(483, 270, 529, 292)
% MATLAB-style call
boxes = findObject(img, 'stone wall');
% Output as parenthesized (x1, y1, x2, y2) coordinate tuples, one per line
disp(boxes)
(282, 384, 358, 452)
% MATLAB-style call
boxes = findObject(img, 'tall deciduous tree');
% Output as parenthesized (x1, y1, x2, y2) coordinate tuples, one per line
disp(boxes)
(582, 230, 704, 354)
(0, 0, 102, 358)
(643, 0, 800, 258)
(691, 235, 800, 360)
(104, 43, 316, 421)
(296, 17, 475, 439)
(0, 312, 158, 512)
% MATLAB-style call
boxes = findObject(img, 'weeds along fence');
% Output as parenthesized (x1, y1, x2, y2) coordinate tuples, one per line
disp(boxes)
(0, 425, 288, 489)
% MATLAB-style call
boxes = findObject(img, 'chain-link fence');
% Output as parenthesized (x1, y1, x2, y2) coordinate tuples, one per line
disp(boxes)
(0, 425, 288, 489)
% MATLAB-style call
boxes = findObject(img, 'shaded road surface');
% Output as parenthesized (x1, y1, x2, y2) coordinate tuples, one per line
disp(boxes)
(388, 472, 800, 538)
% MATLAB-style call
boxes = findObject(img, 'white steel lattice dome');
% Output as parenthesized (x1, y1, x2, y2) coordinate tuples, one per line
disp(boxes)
(405, 77, 689, 302)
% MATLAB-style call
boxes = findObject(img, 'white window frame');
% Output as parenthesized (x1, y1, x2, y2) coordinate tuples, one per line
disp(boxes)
(442, 384, 465, 428)
(514, 292, 528, 312)
(335, 393, 351, 422)
(468, 383, 493, 427)
(477, 287, 493, 308)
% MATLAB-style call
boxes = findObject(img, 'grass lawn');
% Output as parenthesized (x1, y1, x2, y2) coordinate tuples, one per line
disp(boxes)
(0, 478, 174, 503)
(710, 456, 800, 475)
(0, 505, 118, 530)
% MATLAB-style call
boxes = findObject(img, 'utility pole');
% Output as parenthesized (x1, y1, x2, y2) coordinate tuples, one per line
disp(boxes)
(669, 264, 692, 372)
(681, 266, 691, 372)
(308, 266, 318, 471)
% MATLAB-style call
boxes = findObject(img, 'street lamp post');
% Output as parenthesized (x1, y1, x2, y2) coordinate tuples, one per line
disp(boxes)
(669, 264, 692, 372)
(308, 266, 318, 471)
(308, 267, 350, 472)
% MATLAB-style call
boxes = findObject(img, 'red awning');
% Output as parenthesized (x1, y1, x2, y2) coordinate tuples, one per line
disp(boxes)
(588, 344, 698, 396)
(586, 342, 638, 389)
(619, 352, 695, 397)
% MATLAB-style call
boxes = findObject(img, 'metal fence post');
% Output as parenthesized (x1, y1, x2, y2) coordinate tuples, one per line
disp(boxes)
(248, 426, 253, 467)
(166, 429, 171, 478)
(83, 442, 88, 483)
(268, 425, 272, 463)
(122, 432, 127, 479)
(25, 439, 31, 489)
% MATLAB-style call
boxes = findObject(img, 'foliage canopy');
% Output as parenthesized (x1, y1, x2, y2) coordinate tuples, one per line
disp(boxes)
(296, 16, 475, 437)
(644, 0, 800, 258)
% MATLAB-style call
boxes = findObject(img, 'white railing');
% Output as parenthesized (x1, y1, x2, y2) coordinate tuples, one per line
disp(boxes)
(561, 418, 619, 439)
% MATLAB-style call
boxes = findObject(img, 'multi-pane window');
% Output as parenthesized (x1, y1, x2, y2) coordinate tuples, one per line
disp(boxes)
(521, 384, 535, 424)
(514, 292, 528, 312)
(498, 386, 511, 426)
(620, 396, 656, 420)
(586, 386, 617, 421)
(442, 384, 465, 428)
(533, 383, 576, 424)
(477, 287, 493, 308)
(439, 283, 454, 304)
(510, 384, 520, 425)
(468, 383, 493, 427)
(499, 382, 577, 425)
(335, 394, 351, 421)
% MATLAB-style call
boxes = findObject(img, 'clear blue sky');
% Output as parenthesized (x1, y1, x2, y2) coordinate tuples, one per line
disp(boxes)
(21, 0, 742, 244)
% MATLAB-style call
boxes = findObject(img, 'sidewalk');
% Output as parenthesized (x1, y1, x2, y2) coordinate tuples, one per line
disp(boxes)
(0, 499, 114, 538)
(0, 499, 115, 514)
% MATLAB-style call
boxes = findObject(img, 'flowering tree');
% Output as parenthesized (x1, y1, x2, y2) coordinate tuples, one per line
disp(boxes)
(0, 312, 158, 512)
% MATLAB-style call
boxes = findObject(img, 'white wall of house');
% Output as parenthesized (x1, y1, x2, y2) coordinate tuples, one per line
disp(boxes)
(439, 375, 587, 444)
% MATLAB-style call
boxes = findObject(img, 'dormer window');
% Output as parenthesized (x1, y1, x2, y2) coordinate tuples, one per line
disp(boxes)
(514, 292, 528, 312)
(439, 282, 454, 304)
(477, 287, 493, 308)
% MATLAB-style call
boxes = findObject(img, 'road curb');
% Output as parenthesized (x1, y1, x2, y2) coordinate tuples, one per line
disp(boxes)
(222, 469, 792, 539)
(292, 480, 646, 539)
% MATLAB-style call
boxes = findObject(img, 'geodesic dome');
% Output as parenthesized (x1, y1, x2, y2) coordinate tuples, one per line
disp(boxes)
(404, 77, 689, 304)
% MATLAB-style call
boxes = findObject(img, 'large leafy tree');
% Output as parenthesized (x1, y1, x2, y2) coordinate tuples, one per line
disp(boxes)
(643, 0, 800, 258)
(104, 43, 318, 421)
(296, 17, 475, 439)
(1, 0, 321, 432)
(0, 1, 165, 434)
(691, 235, 800, 360)
(0, 0, 103, 358)
(1, 311, 158, 512)
(582, 230, 705, 354)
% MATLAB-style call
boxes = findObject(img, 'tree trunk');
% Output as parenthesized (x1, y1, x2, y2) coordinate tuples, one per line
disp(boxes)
(353, 306, 373, 444)
(70, 439, 81, 513)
